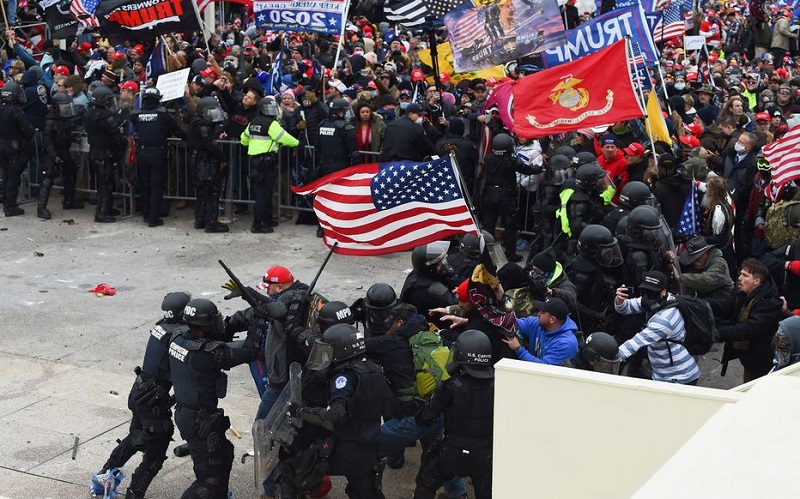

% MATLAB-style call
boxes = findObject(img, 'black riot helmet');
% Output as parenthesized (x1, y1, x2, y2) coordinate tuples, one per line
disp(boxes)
(329, 97, 349, 116)
(91, 86, 115, 107)
(197, 96, 226, 123)
(555, 145, 576, 159)
(161, 291, 192, 322)
(310, 323, 366, 366)
(411, 241, 450, 274)
(1, 80, 24, 104)
(578, 224, 623, 267)
(52, 91, 76, 118)
(574, 151, 596, 167)
(627, 205, 665, 248)
(546, 154, 572, 186)
(449, 329, 493, 379)
(574, 163, 607, 192)
(459, 233, 482, 259)
(619, 181, 657, 210)
(584, 332, 620, 374)
(183, 298, 219, 328)
(364, 283, 398, 336)
(491, 133, 515, 156)
(317, 301, 355, 332)
(615, 215, 629, 238)
(141, 86, 162, 106)
(258, 96, 279, 116)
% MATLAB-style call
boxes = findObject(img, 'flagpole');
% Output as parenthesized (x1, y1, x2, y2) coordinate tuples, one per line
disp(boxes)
(448, 152, 481, 234)
(654, 57, 671, 115)
(332, 0, 351, 74)
(627, 38, 659, 164)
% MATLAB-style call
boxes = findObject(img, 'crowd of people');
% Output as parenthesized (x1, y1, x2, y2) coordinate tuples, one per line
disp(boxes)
(2, 0, 800, 497)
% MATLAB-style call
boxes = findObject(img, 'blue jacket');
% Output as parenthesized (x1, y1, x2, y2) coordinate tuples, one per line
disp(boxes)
(515, 316, 579, 366)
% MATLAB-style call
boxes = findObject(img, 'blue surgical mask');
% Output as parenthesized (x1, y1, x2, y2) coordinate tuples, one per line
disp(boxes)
(400, 102, 409, 110)
(674, 83, 686, 91)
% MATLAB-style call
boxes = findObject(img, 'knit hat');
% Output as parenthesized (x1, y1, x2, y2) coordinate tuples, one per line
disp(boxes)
(389, 303, 417, 321)
(531, 247, 556, 273)
(302, 90, 317, 103)
(456, 279, 470, 302)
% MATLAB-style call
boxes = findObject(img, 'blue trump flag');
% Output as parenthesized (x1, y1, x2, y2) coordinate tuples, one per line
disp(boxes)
(541, 4, 659, 69)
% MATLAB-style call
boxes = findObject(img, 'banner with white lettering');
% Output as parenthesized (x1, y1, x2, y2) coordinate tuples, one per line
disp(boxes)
(41, 0, 81, 38)
(444, 0, 566, 73)
(541, 4, 658, 69)
(253, 0, 346, 35)
(155, 68, 190, 102)
(94, 0, 201, 44)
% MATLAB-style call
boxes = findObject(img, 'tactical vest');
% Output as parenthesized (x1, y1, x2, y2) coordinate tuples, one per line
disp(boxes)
(169, 332, 227, 410)
(141, 321, 187, 385)
(444, 376, 494, 447)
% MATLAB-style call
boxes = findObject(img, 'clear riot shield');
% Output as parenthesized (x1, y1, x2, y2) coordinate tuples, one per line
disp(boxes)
(253, 362, 303, 490)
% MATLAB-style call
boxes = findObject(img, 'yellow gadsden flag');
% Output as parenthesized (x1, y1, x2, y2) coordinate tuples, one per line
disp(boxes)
(417, 41, 504, 84)
(645, 90, 672, 145)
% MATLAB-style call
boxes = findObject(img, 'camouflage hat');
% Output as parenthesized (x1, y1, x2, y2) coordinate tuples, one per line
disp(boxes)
(697, 84, 714, 94)
(8, 59, 25, 71)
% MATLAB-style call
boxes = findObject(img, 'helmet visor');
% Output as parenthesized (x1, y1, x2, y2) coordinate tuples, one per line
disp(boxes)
(640, 227, 668, 249)
(547, 167, 569, 185)
(597, 242, 623, 267)
(486, 242, 508, 270)
(597, 172, 614, 192)
(306, 340, 334, 372)
(204, 107, 226, 123)
(366, 307, 393, 336)
(424, 241, 450, 266)
(58, 102, 76, 118)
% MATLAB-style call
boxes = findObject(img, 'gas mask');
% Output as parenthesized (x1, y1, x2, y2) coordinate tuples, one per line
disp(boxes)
(640, 289, 664, 313)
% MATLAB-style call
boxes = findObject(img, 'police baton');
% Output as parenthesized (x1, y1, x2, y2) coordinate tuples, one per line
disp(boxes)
(307, 242, 338, 295)
(218, 259, 261, 308)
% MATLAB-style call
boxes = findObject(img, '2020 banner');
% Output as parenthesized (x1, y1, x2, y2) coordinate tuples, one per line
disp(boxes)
(254, 0, 347, 35)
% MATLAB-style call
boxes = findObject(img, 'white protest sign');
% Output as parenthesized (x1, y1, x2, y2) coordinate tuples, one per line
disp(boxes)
(685, 36, 705, 52)
(155, 68, 191, 102)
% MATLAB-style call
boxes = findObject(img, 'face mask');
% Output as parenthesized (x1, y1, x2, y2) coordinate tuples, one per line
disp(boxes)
(414, 117, 423, 125)
(674, 83, 686, 91)
(734, 142, 746, 153)
(400, 102, 409, 110)
(370, 90, 378, 98)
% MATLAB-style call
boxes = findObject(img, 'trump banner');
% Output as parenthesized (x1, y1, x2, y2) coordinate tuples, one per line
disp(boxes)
(444, 0, 565, 73)
(94, 0, 201, 44)
(42, 0, 81, 38)
(254, 0, 347, 35)
(541, 4, 658, 69)
(512, 40, 644, 138)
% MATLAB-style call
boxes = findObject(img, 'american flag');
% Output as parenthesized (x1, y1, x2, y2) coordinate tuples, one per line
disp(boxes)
(764, 125, 800, 188)
(196, 0, 212, 12)
(292, 157, 478, 256)
(70, 0, 100, 28)
(385, 0, 466, 26)
(446, 5, 485, 52)
(652, 1, 687, 42)
(677, 181, 701, 236)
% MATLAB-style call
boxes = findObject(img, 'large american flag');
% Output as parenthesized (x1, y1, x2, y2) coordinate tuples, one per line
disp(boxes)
(447, 5, 485, 52)
(764, 125, 800, 188)
(677, 181, 701, 236)
(385, 0, 466, 26)
(652, 1, 687, 42)
(292, 157, 478, 256)
(70, 0, 100, 28)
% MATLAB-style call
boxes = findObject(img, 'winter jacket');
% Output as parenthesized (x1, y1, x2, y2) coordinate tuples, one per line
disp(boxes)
(654, 173, 693, 229)
(680, 248, 734, 299)
(514, 315, 579, 366)
(380, 115, 436, 162)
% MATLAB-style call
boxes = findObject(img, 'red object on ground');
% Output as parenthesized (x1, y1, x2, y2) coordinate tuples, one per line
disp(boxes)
(88, 283, 116, 296)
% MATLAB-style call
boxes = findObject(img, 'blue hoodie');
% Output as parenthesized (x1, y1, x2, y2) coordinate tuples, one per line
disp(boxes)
(515, 315, 579, 366)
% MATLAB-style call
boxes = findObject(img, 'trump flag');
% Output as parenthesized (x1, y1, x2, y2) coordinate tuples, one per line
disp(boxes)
(292, 156, 478, 256)
(512, 40, 644, 139)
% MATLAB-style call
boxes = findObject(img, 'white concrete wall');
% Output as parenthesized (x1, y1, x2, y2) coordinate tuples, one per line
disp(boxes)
(493, 360, 741, 499)
(731, 362, 800, 392)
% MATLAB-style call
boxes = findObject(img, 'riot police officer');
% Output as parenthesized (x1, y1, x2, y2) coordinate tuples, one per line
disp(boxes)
(413, 329, 494, 499)
(130, 87, 186, 227)
(448, 233, 483, 283)
(92, 292, 192, 499)
(37, 91, 83, 220)
(84, 86, 126, 223)
(317, 98, 357, 178)
(241, 96, 300, 233)
(190, 97, 230, 233)
(602, 180, 658, 234)
(566, 224, 624, 336)
(480, 133, 539, 262)
(350, 282, 399, 337)
(284, 324, 394, 498)
(581, 331, 620, 374)
(0, 81, 34, 216)
(534, 153, 572, 254)
(400, 242, 458, 329)
(559, 163, 609, 255)
(169, 298, 259, 499)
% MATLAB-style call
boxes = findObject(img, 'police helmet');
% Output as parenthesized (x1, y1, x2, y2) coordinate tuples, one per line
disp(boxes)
(460, 233, 482, 259)
(574, 151, 597, 167)
(546, 155, 573, 186)
(183, 298, 219, 328)
(584, 331, 620, 374)
(91, 86, 115, 107)
(411, 241, 450, 274)
(577, 225, 623, 268)
(365, 283, 398, 311)
(1, 80, 24, 104)
(555, 145, 576, 158)
(317, 301, 355, 332)
(329, 97, 349, 111)
(322, 323, 366, 363)
(619, 181, 656, 210)
(615, 215, 629, 238)
(141, 86, 162, 104)
(574, 163, 605, 191)
(161, 291, 192, 322)
(450, 329, 493, 379)
(626, 205, 662, 238)
(197, 96, 226, 123)
(258, 96, 279, 117)
(52, 91, 76, 118)
(549, 154, 571, 170)
(491, 133, 515, 156)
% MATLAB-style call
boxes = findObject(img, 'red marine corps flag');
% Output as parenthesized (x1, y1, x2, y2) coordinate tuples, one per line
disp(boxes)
(512, 40, 644, 139)
(94, 0, 201, 44)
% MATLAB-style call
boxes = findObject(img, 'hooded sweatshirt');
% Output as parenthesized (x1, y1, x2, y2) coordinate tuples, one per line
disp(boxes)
(515, 315, 579, 365)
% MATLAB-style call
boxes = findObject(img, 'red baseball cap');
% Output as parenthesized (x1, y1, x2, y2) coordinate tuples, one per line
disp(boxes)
(263, 266, 294, 284)
(52, 65, 70, 76)
(119, 80, 139, 93)
(200, 67, 217, 78)
(109, 51, 126, 61)
(439, 72, 451, 83)
(623, 142, 645, 157)
(410, 68, 424, 82)
(756, 112, 770, 122)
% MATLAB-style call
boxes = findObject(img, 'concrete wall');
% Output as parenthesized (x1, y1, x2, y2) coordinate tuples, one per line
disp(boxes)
(731, 362, 800, 392)
(493, 360, 741, 499)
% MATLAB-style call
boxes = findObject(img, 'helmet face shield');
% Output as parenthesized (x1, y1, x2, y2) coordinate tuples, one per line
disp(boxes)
(487, 242, 508, 269)
(597, 242, 623, 267)
(58, 102, 77, 118)
(424, 241, 450, 266)
(640, 226, 668, 249)
(366, 307, 393, 336)
(306, 340, 334, 373)
(203, 106, 226, 123)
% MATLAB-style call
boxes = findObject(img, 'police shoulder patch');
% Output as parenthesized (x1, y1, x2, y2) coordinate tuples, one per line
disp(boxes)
(334, 375, 348, 389)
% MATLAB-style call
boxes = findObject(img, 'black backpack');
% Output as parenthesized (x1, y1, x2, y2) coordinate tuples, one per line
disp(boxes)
(658, 295, 717, 361)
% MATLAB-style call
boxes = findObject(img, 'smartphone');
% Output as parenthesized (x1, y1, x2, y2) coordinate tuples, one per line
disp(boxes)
(360, 69, 370, 77)
(627, 286, 636, 297)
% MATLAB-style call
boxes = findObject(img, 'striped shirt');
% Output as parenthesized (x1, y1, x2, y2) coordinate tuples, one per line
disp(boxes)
(615, 294, 701, 384)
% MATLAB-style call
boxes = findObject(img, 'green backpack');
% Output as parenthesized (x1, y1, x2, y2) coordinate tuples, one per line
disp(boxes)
(408, 330, 451, 397)
(765, 200, 800, 249)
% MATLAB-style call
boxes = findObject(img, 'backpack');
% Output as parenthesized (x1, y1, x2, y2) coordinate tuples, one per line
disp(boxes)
(765, 200, 800, 249)
(659, 295, 717, 360)
(408, 330, 451, 397)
